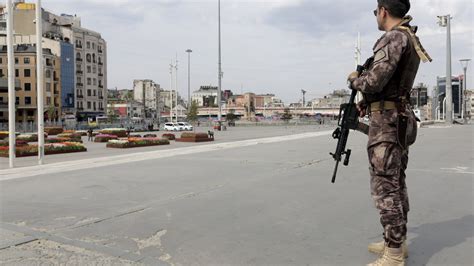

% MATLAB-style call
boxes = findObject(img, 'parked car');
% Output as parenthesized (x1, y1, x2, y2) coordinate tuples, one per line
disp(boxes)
(164, 122, 179, 131)
(177, 122, 193, 131)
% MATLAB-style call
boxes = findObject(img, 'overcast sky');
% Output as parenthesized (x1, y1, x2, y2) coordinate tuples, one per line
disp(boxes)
(43, 0, 473, 103)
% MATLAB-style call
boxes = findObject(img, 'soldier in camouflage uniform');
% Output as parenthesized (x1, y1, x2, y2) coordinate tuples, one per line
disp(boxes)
(348, 0, 431, 265)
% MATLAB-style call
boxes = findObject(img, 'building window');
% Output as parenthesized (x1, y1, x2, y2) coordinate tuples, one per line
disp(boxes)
(87, 65, 91, 73)
(27, 110, 34, 116)
(0, 69, 3, 77)
(46, 83, 51, 92)
(76, 52, 81, 59)
(15, 97, 19, 105)
(77, 77, 82, 83)
(93, 78, 96, 86)
(87, 101, 91, 109)
(25, 97, 31, 105)
(45, 69, 51, 78)
(86, 53, 91, 63)
(25, 83, 31, 91)
(87, 89, 91, 96)
(24, 69, 31, 77)
(92, 54, 96, 63)
(87, 78, 91, 85)
(92, 43, 95, 50)
(93, 89, 96, 96)
(93, 102, 96, 110)
(15, 57, 18, 64)
(92, 66, 96, 73)
(46, 97, 51, 105)
(15, 69, 19, 77)
(24, 57, 30, 64)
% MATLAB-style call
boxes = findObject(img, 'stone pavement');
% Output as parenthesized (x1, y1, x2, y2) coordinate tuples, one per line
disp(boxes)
(0, 124, 472, 265)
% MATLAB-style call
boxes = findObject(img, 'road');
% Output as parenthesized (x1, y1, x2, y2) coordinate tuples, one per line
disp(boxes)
(0, 124, 472, 265)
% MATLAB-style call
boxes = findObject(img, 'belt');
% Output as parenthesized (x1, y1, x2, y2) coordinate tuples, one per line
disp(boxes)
(370, 101, 397, 112)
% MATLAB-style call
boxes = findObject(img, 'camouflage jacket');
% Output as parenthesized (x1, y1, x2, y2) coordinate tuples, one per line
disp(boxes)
(352, 16, 431, 147)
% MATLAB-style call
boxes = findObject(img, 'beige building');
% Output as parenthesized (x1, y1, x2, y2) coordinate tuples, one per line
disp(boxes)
(0, 1, 107, 121)
(0, 44, 61, 123)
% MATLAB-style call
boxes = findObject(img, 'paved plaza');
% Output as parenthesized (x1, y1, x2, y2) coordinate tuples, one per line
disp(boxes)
(0, 124, 473, 265)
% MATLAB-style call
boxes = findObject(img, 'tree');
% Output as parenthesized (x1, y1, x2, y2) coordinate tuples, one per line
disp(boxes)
(107, 102, 118, 123)
(226, 109, 237, 125)
(186, 100, 199, 124)
(47, 104, 56, 123)
(281, 107, 293, 122)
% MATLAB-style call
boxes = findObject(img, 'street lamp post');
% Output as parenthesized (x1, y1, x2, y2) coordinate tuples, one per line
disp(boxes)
(186, 49, 192, 112)
(36, 0, 45, 165)
(6, 0, 15, 168)
(460, 59, 471, 123)
(438, 15, 453, 124)
(217, 0, 223, 122)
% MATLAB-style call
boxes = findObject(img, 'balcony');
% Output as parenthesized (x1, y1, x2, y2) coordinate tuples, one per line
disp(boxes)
(99, 85, 104, 88)
(54, 89, 60, 95)
(76, 70, 83, 75)
(76, 58, 83, 62)
(76, 83, 84, 88)
(99, 107, 104, 111)
(98, 62, 103, 66)
(98, 73, 103, 77)
(77, 94, 84, 99)
(76, 44, 83, 49)
(98, 48, 103, 54)
(99, 95, 104, 100)
(77, 107, 84, 111)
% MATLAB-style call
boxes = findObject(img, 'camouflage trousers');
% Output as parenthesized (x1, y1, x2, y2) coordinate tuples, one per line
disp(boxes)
(368, 142, 409, 248)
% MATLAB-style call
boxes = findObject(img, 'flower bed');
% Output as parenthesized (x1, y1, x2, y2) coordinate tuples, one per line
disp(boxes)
(99, 128, 127, 138)
(46, 137, 83, 144)
(17, 134, 39, 142)
(176, 132, 214, 143)
(106, 137, 170, 149)
(0, 131, 20, 140)
(94, 134, 118, 143)
(44, 127, 64, 135)
(144, 134, 157, 138)
(0, 140, 28, 147)
(57, 132, 83, 140)
(161, 133, 176, 140)
(0, 142, 87, 158)
(76, 130, 88, 136)
(130, 134, 142, 138)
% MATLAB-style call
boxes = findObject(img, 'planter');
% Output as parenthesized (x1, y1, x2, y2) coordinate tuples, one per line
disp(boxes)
(44, 127, 64, 135)
(176, 132, 214, 143)
(162, 133, 176, 140)
(0, 131, 20, 140)
(99, 128, 127, 138)
(57, 133, 83, 140)
(46, 137, 83, 144)
(0, 140, 28, 147)
(94, 134, 118, 143)
(144, 134, 157, 138)
(76, 130, 88, 136)
(0, 142, 87, 158)
(106, 138, 170, 149)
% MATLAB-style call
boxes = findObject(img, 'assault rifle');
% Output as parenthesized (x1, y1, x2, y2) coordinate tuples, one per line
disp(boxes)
(330, 57, 373, 183)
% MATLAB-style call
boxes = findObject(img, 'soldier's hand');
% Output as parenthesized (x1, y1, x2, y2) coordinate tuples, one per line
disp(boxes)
(356, 100, 367, 118)
(347, 71, 359, 83)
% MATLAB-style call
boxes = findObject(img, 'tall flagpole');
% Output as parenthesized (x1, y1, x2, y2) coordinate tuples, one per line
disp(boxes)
(7, 0, 15, 168)
(36, 0, 45, 164)
(217, 0, 222, 122)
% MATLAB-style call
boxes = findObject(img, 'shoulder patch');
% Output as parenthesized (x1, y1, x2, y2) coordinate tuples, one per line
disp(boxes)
(374, 46, 389, 64)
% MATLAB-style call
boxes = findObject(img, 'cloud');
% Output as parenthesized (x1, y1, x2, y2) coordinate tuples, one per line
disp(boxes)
(40, 0, 473, 103)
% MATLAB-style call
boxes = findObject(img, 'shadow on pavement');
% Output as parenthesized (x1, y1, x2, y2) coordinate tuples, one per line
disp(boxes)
(408, 215, 473, 265)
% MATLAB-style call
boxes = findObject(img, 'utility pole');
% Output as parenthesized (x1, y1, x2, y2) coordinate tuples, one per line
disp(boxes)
(169, 62, 173, 122)
(142, 81, 146, 121)
(174, 56, 178, 123)
(301, 89, 306, 107)
(460, 59, 471, 123)
(36, 0, 45, 164)
(7, 0, 15, 168)
(438, 15, 453, 123)
(217, 0, 223, 122)
(354, 32, 362, 103)
(186, 49, 192, 112)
